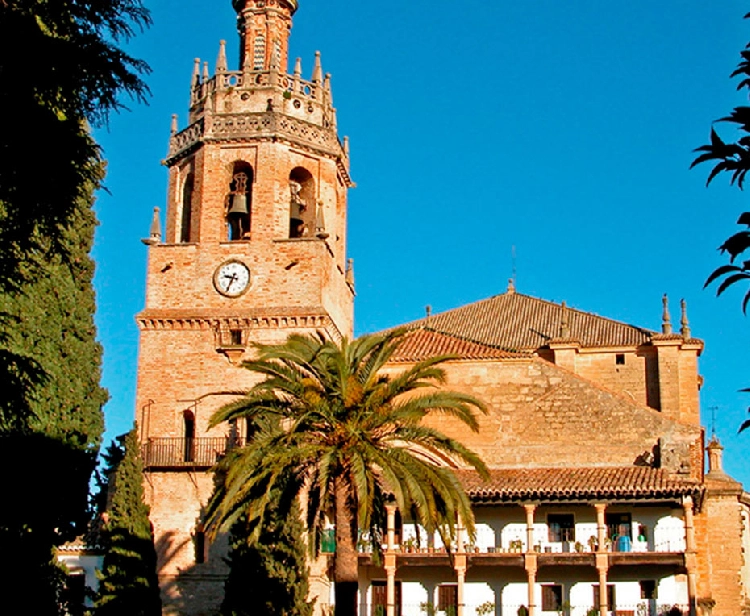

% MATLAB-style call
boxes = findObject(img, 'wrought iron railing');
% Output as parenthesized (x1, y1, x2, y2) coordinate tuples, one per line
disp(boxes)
(141, 437, 244, 469)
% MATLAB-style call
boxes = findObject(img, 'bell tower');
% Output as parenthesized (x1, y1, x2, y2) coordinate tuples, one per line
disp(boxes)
(134, 1, 353, 612)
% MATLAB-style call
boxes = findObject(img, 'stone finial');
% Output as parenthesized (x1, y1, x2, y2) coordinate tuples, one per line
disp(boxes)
(202, 61, 210, 81)
(192, 58, 201, 85)
(269, 45, 280, 72)
(706, 437, 725, 475)
(680, 298, 691, 339)
(294, 57, 302, 77)
(141, 207, 162, 246)
(560, 301, 570, 338)
(661, 294, 672, 334)
(170, 114, 179, 135)
(345, 258, 355, 288)
(343, 136, 350, 157)
(216, 40, 228, 73)
(324, 73, 333, 105)
(315, 202, 329, 239)
(312, 51, 323, 83)
(507, 278, 516, 294)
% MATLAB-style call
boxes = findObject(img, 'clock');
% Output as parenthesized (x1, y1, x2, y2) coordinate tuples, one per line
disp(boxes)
(213, 260, 251, 297)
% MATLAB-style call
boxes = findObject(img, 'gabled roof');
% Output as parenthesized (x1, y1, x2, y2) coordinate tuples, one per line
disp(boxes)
(390, 329, 528, 363)
(457, 467, 701, 502)
(406, 291, 655, 351)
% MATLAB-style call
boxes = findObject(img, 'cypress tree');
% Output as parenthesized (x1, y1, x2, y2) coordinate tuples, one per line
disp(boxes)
(0, 174, 109, 614)
(95, 428, 162, 616)
(222, 500, 314, 616)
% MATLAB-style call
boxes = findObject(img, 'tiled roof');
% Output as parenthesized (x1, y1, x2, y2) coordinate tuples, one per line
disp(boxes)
(406, 292, 655, 351)
(390, 329, 526, 362)
(456, 467, 701, 502)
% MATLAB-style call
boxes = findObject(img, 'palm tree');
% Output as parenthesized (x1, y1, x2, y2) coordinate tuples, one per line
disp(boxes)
(206, 330, 489, 616)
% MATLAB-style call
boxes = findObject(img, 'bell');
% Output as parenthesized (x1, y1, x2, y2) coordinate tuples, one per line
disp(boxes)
(290, 201, 304, 226)
(228, 193, 248, 216)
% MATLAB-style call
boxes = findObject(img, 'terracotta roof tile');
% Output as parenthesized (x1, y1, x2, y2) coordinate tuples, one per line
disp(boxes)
(407, 292, 655, 350)
(390, 329, 526, 362)
(456, 467, 701, 502)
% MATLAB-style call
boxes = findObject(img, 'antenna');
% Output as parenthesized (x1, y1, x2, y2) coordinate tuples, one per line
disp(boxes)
(511, 245, 517, 288)
(709, 405, 719, 439)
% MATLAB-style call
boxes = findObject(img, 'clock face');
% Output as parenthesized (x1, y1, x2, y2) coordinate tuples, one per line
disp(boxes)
(213, 260, 251, 297)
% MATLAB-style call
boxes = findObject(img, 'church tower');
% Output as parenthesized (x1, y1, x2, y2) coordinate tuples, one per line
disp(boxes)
(134, 1, 353, 611)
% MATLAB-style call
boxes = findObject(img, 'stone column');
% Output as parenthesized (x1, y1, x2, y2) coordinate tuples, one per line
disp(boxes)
(594, 503, 609, 614)
(683, 497, 697, 616)
(455, 515, 467, 616)
(525, 554, 538, 616)
(385, 505, 398, 616)
(523, 504, 537, 552)
(456, 567, 466, 616)
(594, 503, 608, 552)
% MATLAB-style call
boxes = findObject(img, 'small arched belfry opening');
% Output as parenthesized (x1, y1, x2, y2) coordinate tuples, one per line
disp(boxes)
(179, 172, 195, 243)
(288, 167, 315, 238)
(226, 162, 253, 241)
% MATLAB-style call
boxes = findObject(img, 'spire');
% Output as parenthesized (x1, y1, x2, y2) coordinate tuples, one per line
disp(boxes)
(661, 294, 672, 334)
(706, 436, 726, 475)
(315, 202, 329, 239)
(141, 207, 162, 246)
(507, 278, 516, 294)
(324, 73, 333, 105)
(312, 51, 323, 83)
(170, 114, 179, 135)
(345, 258, 355, 288)
(192, 58, 201, 85)
(202, 61, 210, 81)
(216, 40, 228, 73)
(560, 301, 570, 338)
(680, 298, 691, 339)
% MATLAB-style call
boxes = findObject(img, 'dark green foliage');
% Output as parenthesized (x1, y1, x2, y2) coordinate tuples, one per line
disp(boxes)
(0, 0, 150, 288)
(692, 11, 750, 433)
(95, 428, 162, 616)
(221, 500, 314, 616)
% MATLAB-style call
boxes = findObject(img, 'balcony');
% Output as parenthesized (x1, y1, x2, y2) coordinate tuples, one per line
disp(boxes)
(141, 437, 243, 470)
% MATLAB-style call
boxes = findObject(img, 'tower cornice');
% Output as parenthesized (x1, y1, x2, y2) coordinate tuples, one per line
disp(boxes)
(233, 0, 298, 14)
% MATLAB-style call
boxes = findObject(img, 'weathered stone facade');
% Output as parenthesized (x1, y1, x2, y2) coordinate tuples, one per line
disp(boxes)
(132, 2, 749, 615)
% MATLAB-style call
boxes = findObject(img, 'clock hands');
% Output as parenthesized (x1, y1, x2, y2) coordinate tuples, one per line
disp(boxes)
(223, 272, 238, 291)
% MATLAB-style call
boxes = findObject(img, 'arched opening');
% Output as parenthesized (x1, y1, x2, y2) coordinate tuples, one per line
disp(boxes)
(183, 409, 196, 462)
(289, 167, 315, 238)
(180, 172, 194, 243)
(226, 162, 253, 241)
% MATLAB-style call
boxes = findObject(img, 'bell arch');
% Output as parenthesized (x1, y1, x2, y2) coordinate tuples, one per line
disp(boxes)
(179, 172, 194, 243)
(226, 161, 253, 241)
(288, 167, 315, 238)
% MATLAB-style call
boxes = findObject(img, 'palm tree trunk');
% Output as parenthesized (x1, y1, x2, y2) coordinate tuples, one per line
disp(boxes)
(334, 475, 358, 616)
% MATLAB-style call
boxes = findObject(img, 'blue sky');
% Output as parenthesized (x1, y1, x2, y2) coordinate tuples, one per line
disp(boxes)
(93, 0, 750, 485)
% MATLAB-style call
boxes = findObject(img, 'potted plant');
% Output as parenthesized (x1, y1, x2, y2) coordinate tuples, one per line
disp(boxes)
(477, 602, 495, 616)
(575, 541, 584, 553)
(403, 537, 416, 553)
(420, 602, 436, 616)
(510, 539, 523, 553)
(587, 535, 598, 552)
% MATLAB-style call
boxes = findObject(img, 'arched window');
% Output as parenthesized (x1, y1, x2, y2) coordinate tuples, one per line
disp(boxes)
(253, 34, 266, 71)
(289, 167, 315, 238)
(180, 172, 194, 243)
(226, 162, 253, 241)
(183, 410, 196, 463)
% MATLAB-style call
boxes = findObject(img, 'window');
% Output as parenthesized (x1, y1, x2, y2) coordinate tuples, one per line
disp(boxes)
(437, 584, 458, 615)
(371, 581, 401, 616)
(183, 410, 196, 463)
(230, 329, 243, 346)
(227, 163, 253, 241)
(289, 167, 315, 238)
(180, 172, 194, 243)
(640, 580, 657, 600)
(253, 35, 266, 70)
(593, 584, 616, 612)
(606, 513, 632, 541)
(541, 585, 563, 612)
(616, 353, 625, 365)
(195, 525, 206, 564)
(548, 514, 575, 542)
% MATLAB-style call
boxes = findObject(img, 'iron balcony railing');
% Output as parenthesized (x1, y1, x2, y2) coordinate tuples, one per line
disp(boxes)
(142, 437, 245, 469)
